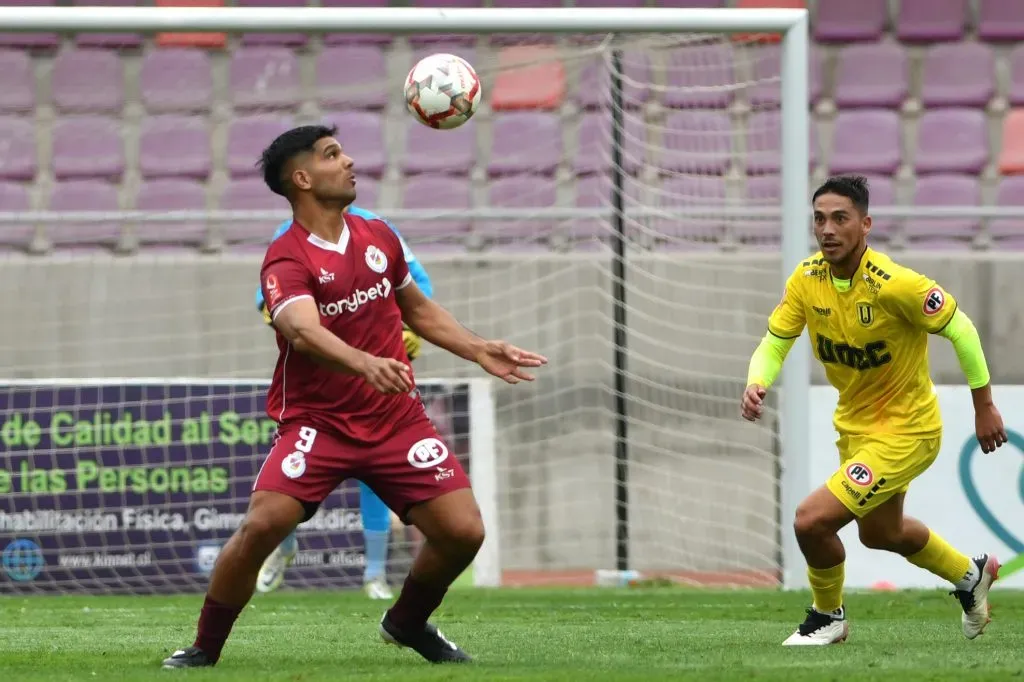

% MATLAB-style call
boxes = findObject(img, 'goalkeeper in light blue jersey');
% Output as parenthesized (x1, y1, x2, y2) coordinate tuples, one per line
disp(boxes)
(254, 206, 434, 600)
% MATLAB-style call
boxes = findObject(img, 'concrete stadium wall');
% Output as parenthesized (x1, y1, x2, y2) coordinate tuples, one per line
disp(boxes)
(0, 251, 1016, 575)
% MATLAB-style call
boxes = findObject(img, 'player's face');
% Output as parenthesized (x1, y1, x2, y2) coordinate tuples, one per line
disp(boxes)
(812, 193, 870, 266)
(304, 137, 357, 206)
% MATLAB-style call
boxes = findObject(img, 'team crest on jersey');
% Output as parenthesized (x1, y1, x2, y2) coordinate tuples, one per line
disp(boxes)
(856, 302, 873, 327)
(845, 462, 874, 487)
(281, 451, 306, 479)
(923, 287, 945, 316)
(365, 245, 388, 274)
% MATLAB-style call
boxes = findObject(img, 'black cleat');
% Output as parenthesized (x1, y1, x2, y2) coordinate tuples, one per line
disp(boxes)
(379, 611, 473, 663)
(161, 645, 215, 669)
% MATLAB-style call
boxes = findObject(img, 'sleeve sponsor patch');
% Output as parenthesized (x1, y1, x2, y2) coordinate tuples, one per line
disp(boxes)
(265, 274, 283, 307)
(922, 287, 945, 316)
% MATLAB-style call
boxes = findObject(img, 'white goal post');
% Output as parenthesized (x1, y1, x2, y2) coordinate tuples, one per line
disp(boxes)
(0, 7, 811, 590)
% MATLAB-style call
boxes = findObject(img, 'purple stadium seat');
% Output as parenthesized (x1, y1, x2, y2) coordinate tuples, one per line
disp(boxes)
(1008, 45, 1024, 106)
(316, 46, 388, 110)
(408, 0, 480, 46)
(320, 111, 385, 177)
(0, 0, 58, 49)
(897, 0, 967, 43)
(735, 174, 780, 243)
(833, 42, 908, 109)
(140, 49, 213, 113)
(0, 182, 33, 250)
(483, 174, 557, 243)
(921, 43, 995, 108)
(656, 174, 726, 241)
(71, 0, 143, 48)
(47, 180, 122, 248)
(51, 48, 124, 115)
(138, 116, 211, 180)
(52, 116, 124, 180)
(574, 51, 651, 110)
(401, 119, 475, 175)
(829, 110, 901, 176)
(134, 179, 208, 247)
(351, 177, 380, 211)
(990, 175, 1024, 246)
(218, 178, 289, 245)
(488, 112, 561, 177)
(862, 174, 896, 241)
(663, 43, 735, 109)
(655, 110, 732, 175)
(569, 173, 644, 244)
(0, 116, 36, 181)
(321, 0, 393, 45)
(904, 174, 980, 244)
(226, 115, 292, 178)
(236, 0, 309, 47)
(978, 0, 1024, 42)
(572, 111, 645, 176)
(747, 44, 822, 108)
(814, 0, 887, 43)
(400, 174, 472, 241)
(914, 109, 988, 175)
(229, 47, 301, 112)
(745, 109, 818, 174)
(0, 50, 34, 114)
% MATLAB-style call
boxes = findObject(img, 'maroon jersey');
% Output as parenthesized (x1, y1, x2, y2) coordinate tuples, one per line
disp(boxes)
(259, 214, 419, 444)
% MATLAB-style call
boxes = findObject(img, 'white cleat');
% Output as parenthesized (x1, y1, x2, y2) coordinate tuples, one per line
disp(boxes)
(256, 541, 297, 594)
(952, 554, 1000, 640)
(782, 606, 849, 646)
(364, 576, 394, 600)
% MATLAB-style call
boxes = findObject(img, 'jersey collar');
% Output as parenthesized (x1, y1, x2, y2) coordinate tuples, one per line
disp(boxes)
(829, 245, 871, 290)
(304, 218, 351, 255)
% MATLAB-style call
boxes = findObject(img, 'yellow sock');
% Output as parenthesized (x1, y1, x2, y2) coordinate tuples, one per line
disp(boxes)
(906, 530, 971, 584)
(807, 562, 845, 613)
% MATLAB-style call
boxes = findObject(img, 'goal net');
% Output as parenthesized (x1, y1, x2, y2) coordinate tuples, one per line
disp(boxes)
(0, 7, 810, 593)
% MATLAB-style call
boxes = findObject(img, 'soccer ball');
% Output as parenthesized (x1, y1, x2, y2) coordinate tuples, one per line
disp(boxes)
(404, 53, 482, 130)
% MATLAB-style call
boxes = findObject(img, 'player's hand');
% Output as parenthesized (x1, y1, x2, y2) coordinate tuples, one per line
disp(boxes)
(975, 402, 1007, 453)
(475, 340, 548, 384)
(360, 356, 413, 394)
(741, 384, 767, 422)
(402, 324, 422, 361)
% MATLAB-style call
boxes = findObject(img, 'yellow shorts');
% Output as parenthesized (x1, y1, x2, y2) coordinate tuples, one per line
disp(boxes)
(826, 434, 941, 517)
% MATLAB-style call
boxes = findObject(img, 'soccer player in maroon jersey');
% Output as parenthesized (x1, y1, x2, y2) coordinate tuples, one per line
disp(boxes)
(162, 125, 547, 669)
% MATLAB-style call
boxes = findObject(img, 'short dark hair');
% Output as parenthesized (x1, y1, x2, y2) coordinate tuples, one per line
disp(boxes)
(258, 124, 338, 197)
(812, 175, 870, 215)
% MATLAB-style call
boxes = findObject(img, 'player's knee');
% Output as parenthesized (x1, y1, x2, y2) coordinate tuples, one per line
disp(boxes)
(793, 502, 828, 541)
(236, 512, 290, 555)
(445, 515, 485, 557)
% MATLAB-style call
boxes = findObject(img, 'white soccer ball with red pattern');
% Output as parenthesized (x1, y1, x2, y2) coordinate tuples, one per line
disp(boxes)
(404, 53, 482, 130)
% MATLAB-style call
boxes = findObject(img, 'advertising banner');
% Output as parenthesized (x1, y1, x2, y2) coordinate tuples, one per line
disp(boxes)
(808, 385, 1024, 589)
(0, 380, 471, 594)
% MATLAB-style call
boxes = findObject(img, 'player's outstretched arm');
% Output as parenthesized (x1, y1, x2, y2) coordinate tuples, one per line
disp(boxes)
(742, 333, 796, 421)
(273, 297, 413, 394)
(396, 282, 548, 384)
(937, 308, 1007, 453)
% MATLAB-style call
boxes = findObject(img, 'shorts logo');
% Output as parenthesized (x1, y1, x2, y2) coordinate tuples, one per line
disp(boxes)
(407, 438, 448, 469)
(282, 451, 306, 479)
(845, 462, 874, 487)
(923, 287, 945, 316)
(365, 245, 388, 274)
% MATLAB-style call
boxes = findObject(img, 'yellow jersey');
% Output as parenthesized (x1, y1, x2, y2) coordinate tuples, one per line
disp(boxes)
(768, 247, 956, 437)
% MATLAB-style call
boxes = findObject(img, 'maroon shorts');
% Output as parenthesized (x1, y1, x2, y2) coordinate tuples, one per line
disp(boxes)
(252, 416, 471, 521)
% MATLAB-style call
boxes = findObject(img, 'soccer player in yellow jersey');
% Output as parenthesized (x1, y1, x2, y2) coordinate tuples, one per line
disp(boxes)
(742, 176, 1007, 646)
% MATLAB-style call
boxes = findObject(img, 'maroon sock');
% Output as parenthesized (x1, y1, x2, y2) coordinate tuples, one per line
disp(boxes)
(387, 574, 448, 632)
(193, 594, 243, 663)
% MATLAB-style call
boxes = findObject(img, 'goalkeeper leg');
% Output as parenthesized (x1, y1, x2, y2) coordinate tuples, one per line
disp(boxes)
(360, 480, 395, 600)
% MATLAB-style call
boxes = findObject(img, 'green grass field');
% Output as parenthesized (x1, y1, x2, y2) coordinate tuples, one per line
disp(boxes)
(2, 587, 1022, 681)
